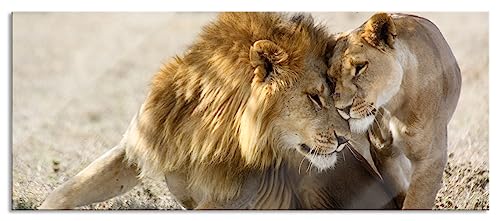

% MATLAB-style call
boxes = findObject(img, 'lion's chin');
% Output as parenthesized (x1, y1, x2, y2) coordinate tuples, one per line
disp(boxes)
(348, 115, 375, 134)
(305, 154, 338, 172)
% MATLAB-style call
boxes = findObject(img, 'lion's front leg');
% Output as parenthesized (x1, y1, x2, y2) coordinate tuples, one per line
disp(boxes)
(39, 143, 140, 209)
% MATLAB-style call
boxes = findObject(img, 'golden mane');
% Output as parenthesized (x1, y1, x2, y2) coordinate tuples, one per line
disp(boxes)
(125, 12, 331, 201)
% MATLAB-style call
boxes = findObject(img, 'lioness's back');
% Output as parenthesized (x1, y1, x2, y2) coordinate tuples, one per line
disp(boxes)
(392, 13, 461, 117)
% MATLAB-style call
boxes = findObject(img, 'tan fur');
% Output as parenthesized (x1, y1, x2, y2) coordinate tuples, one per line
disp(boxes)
(327, 13, 461, 209)
(40, 13, 399, 210)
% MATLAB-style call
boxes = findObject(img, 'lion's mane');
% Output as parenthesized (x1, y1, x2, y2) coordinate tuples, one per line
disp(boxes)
(125, 12, 331, 201)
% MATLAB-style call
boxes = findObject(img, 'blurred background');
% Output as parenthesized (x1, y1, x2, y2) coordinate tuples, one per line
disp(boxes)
(12, 12, 488, 209)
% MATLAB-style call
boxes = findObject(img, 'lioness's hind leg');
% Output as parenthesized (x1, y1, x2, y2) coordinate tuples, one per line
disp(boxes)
(39, 144, 140, 209)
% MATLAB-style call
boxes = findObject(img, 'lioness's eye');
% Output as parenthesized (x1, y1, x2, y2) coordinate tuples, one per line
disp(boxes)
(354, 61, 368, 76)
(308, 93, 323, 108)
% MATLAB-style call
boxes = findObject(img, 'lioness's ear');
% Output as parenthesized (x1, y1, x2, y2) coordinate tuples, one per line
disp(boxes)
(325, 33, 340, 64)
(361, 13, 397, 50)
(249, 40, 289, 83)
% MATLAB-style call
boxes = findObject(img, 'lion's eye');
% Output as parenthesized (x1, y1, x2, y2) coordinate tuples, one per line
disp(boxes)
(354, 61, 368, 76)
(308, 93, 323, 109)
(326, 76, 336, 94)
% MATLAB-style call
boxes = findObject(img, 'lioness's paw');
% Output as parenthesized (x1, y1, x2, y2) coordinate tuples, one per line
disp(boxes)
(368, 111, 394, 157)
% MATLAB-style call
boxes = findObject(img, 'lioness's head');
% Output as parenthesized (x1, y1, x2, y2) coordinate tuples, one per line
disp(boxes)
(327, 13, 403, 133)
(239, 14, 351, 171)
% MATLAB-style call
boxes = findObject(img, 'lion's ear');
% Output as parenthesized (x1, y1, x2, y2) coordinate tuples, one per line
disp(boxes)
(361, 13, 397, 50)
(249, 40, 289, 83)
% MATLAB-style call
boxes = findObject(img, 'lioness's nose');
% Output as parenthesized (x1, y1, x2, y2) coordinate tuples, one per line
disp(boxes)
(340, 105, 351, 114)
(337, 105, 351, 120)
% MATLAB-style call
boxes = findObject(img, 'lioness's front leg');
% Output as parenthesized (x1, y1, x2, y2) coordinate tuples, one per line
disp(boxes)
(39, 142, 140, 209)
(403, 155, 446, 209)
(402, 131, 447, 209)
(368, 111, 411, 208)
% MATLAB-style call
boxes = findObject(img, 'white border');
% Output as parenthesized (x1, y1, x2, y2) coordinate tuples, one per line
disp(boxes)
(0, 0, 494, 11)
(1, 0, 495, 221)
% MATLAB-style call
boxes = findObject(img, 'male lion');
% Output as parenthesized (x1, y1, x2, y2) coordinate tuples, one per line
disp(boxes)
(39, 12, 397, 209)
(327, 13, 461, 209)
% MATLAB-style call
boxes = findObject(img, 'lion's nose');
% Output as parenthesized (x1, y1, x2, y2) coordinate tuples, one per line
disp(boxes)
(336, 135, 349, 145)
(337, 105, 352, 120)
(333, 130, 349, 145)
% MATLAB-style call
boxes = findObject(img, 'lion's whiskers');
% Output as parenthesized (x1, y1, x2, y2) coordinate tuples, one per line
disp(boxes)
(298, 155, 307, 175)
(347, 139, 361, 146)
(306, 160, 313, 174)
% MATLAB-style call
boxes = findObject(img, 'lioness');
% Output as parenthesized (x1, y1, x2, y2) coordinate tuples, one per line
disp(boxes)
(327, 13, 461, 209)
(40, 12, 396, 209)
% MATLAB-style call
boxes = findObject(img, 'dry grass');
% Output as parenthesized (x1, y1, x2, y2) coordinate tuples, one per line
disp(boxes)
(12, 12, 488, 210)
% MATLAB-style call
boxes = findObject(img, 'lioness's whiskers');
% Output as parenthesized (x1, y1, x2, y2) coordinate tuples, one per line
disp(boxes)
(373, 116, 384, 134)
(379, 106, 392, 121)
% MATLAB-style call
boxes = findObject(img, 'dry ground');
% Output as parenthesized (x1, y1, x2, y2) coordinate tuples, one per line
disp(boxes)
(12, 12, 488, 210)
